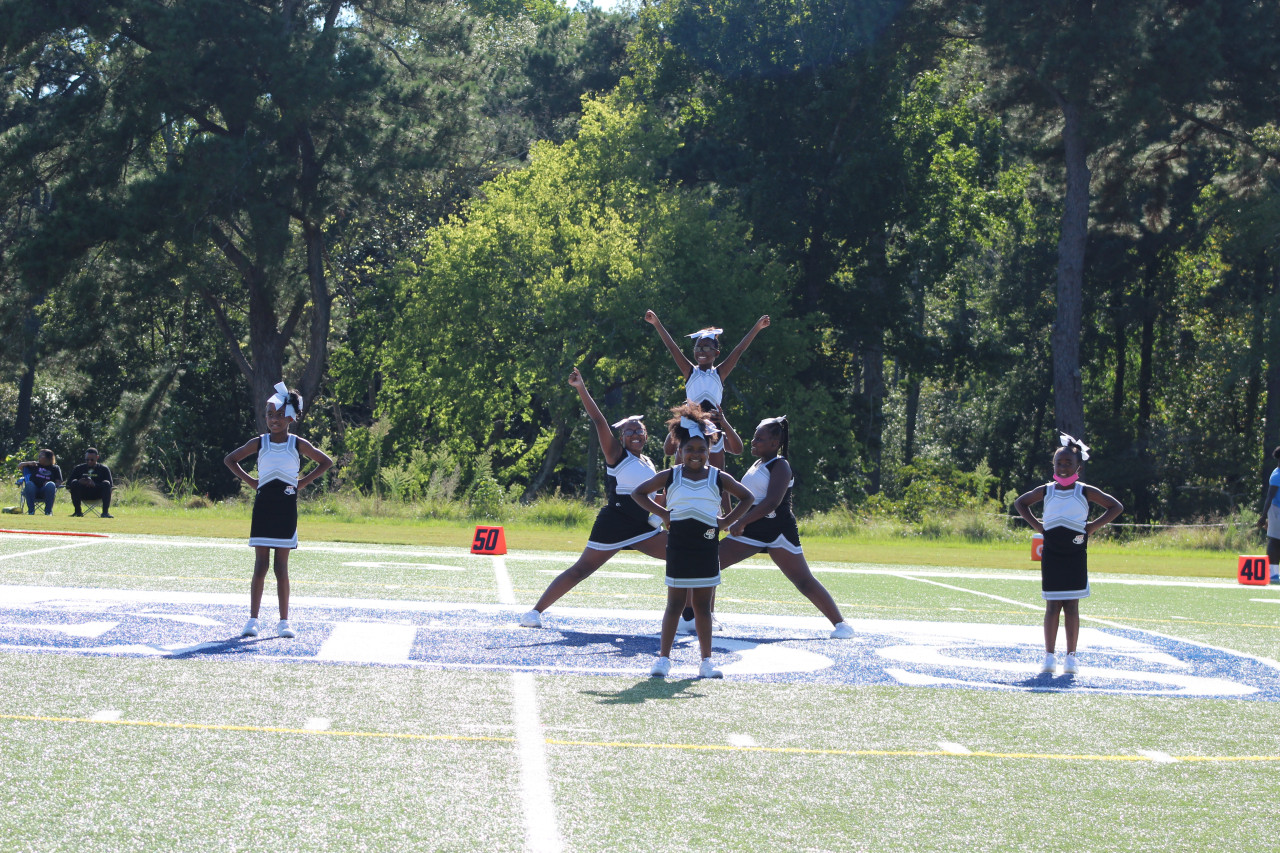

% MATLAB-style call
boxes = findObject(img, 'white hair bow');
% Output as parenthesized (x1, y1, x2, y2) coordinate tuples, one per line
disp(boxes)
(1059, 432, 1090, 461)
(686, 327, 723, 341)
(756, 415, 787, 430)
(681, 415, 719, 439)
(267, 382, 302, 420)
(610, 416, 644, 429)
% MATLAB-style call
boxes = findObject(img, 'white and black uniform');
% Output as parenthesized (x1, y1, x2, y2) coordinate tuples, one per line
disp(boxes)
(1040, 482, 1090, 600)
(662, 465, 722, 588)
(725, 456, 802, 554)
(249, 434, 300, 549)
(586, 452, 662, 551)
(684, 367, 726, 453)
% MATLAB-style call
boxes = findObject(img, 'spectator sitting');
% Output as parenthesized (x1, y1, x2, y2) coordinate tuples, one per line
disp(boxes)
(19, 449, 62, 516)
(67, 448, 114, 518)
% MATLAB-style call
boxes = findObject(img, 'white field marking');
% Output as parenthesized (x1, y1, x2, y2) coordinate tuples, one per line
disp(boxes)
(132, 612, 223, 627)
(728, 733, 758, 748)
(0, 541, 101, 562)
(316, 622, 417, 665)
(896, 574, 1280, 674)
(342, 561, 467, 571)
(1251, 599, 1280, 604)
(938, 741, 972, 755)
(304, 717, 331, 732)
(511, 672, 563, 853)
(536, 570, 650, 579)
(0, 620, 117, 638)
(493, 556, 516, 605)
(90, 710, 121, 722)
(1138, 750, 1177, 764)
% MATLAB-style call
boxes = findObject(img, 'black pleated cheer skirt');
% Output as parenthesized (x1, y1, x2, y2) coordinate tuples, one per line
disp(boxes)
(665, 518, 720, 588)
(1040, 525, 1089, 600)
(249, 480, 299, 549)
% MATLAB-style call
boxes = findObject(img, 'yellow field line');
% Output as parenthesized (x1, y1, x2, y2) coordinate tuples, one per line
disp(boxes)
(2, 712, 1277, 764)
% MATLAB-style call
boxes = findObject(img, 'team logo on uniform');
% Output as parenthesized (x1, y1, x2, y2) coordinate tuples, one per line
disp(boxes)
(703, 528, 716, 540)
(1073, 534, 1084, 545)
(284, 486, 296, 496)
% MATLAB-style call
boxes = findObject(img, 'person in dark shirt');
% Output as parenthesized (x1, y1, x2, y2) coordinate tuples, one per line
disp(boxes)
(67, 447, 113, 518)
(19, 449, 62, 515)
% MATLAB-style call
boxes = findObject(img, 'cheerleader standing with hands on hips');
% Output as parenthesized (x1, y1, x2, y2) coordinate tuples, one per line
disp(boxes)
(630, 404, 755, 679)
(1013, 434, 1122, 674)
(721, 416, 855, 639)
(224, 383, 334, 639)
(521, 368, 668, 628)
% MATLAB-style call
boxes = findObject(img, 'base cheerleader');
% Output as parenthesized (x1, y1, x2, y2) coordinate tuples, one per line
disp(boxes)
(224, 383, 333, 639)
(521, 369, 667, 627)
(719, 416, 854, 639)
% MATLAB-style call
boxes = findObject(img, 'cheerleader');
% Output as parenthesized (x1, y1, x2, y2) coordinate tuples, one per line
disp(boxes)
(520, 369, 668, 628)
(631, 404, 755, 679)
(1257, 445, 1280, 584)
(1013, 434, 1122, 675)
(224, 383, 333, 639)
(644, 309, 763, 469)
(720, 416, 854, 639)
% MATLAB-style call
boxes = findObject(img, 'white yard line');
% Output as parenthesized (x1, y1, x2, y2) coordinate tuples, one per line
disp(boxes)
(511, 673, 562, 853)
(1137, 749, 1177, 764)
(493, 555, 516, 605)
(304, 717, 331, 732)
(90, 710, 122, 722)
(938, 741, 972, 755)
(896, 573, 1280, 673)
(0, 541, 101, 561)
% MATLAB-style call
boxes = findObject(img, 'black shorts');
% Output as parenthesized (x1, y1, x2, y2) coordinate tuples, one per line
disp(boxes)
(1041, 526, 1089, 600)
(250, 480, 298, 549)
(665, 518, 720, 588)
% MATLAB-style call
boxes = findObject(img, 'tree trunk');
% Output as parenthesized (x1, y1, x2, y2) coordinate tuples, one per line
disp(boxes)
(1111, 286, 1126, 422)
(1051, 98, 1089, 439)
(1134, 278, 1157, 522)
(862, 338, 886, 494)
(1263, 264, 1280, 511)
(12, 300, 40, 446)
(522, 421, 572, 503)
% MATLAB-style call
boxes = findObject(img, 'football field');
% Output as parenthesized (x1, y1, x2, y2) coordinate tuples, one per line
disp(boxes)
(2, 530, 1279, 852)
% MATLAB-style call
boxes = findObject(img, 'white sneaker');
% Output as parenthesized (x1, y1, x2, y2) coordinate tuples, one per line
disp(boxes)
(1040, 653, 1057, 674)
(519, 609, 542, 628)
(278, 620, 296, 639)
(241, 618, 260, 638)
(1062, 654, 1078, 675)
(650, 656, 671, 678)
(830, 621, 854, 639)
(698, 658, 723, 679)
(676, 616, 696, 635)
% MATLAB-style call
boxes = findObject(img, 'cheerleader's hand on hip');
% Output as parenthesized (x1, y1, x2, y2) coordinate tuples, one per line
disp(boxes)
(728, 520, 746, 537)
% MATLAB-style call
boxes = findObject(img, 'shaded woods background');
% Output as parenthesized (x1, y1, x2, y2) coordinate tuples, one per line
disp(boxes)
(3, 0, 1279, 523)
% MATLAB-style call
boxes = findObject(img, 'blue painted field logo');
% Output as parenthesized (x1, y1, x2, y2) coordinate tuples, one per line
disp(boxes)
(1, 586, 1277, 701)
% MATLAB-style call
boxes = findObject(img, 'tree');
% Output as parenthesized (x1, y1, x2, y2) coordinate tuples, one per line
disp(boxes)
(0, 1, 477, 430)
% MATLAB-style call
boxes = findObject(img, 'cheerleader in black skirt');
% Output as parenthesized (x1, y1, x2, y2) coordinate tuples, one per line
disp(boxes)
(1013, 434, 1122, 675)
(224, 383, 333, 640)
(631, 404, 754, 679)
(521, 369, 670, 628)
(720, 416, 854, 639)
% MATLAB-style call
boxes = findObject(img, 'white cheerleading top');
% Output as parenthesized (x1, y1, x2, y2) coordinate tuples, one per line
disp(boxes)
(257, 434, 300, 488)
(607, 452, 657, 496)
(667, 465, 721, 527)
(739, 456, 793, 517)
(684, 367, 723, 408)
(1042, 482, 1088, 533)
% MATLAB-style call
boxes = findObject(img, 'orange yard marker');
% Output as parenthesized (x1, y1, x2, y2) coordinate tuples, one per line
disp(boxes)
(471, 525, 507, 555)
